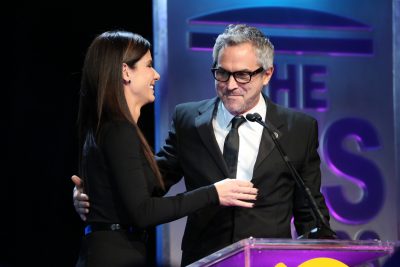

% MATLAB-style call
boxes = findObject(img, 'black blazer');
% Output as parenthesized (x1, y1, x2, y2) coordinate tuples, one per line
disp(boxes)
(156, 95, 331, 265)
(81, 120, 219, 267)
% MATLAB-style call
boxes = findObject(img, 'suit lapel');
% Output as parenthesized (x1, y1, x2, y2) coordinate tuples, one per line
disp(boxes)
(193, 95, 285, 177)
(195, 98, 229, 177)
(254, 95, 285, 171)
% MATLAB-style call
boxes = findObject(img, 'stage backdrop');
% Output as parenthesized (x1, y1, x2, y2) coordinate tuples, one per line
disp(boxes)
(153, 0, 400, 266)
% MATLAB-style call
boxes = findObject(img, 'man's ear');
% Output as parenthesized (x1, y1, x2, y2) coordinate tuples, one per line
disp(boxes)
(262, 66, 274, 86)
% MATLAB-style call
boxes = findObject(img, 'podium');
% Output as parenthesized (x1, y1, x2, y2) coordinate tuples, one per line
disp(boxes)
(187, 238, 398, 267)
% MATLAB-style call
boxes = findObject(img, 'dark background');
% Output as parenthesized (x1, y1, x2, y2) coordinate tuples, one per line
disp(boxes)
(3, 3, 156, 267)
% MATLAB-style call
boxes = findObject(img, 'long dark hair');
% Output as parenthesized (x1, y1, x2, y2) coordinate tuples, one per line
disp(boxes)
(77, 30, 164, 189)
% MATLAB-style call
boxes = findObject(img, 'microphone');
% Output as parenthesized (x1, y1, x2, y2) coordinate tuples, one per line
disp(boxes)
(246, 112, 337, 239)
(246, 113, 280, 139)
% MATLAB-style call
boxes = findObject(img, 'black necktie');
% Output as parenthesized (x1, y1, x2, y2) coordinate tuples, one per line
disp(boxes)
(223, 116, 246, 178)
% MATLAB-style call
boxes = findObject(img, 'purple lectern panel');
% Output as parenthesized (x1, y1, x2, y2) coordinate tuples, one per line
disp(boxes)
(188, 238, 398, 267)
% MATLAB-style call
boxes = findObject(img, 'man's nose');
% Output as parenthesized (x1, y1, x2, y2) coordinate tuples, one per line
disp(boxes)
(226, 75, 239, 89)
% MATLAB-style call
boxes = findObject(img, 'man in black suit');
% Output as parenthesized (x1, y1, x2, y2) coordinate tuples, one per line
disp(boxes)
(73, 24, 333, 266)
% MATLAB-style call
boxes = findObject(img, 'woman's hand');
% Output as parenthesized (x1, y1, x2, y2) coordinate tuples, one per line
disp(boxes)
(214, 178, 258, 208)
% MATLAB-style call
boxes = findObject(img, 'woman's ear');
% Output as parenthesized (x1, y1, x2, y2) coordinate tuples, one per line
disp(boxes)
(122, 63, 131, 84)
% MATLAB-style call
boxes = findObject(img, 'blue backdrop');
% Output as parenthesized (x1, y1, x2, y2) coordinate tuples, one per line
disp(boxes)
(153, 1, 399, 266)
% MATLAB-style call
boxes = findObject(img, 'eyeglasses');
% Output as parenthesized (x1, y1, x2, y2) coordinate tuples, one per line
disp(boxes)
(211, 67, 264, 84)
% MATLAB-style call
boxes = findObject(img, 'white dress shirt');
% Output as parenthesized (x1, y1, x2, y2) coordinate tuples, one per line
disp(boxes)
(212, 95, 267, 181)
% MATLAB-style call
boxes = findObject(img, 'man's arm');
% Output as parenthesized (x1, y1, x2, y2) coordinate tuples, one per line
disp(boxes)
(71, 175, 89, 221)
(293, 118, 332, 235)
(155, 106, 185, 191)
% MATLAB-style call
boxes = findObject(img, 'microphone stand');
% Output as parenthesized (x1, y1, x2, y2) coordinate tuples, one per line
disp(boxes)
(246, 113, 337, 239)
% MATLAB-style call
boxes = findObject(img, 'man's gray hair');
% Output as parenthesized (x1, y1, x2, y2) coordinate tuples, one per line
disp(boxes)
(212, 24, 274, 69)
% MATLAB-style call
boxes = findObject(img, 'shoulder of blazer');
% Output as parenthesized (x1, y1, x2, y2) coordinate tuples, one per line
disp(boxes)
(175, 97, 219, 115)
(264, 95, 316, 127)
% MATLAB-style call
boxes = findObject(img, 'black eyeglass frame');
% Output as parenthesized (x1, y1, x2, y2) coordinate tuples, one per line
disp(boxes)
(210, 67, 265, 84)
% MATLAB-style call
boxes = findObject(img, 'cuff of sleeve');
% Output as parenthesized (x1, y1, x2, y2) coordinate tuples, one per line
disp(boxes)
(208, 184, 219, 205)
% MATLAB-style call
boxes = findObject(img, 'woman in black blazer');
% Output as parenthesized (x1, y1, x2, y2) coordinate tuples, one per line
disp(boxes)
(75, 30, 257, 267)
